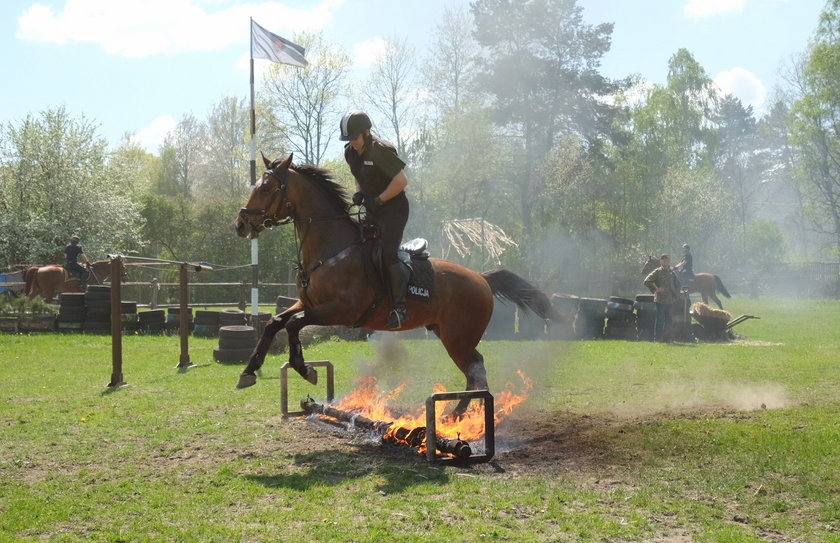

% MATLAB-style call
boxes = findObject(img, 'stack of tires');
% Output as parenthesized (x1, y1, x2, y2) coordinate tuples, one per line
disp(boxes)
(121, 301, 139, 334)
(604, 296, 636, 340)
(193, 310, 220, 338)
(138, 309, 166, 334)
(247, 311, 273, 336)
(83, 285, 111, 335)
(634, 294, 656, 341)
(57, 292, 86, 334)
(575, 297, 607, 339)
(218, 308, 247, 327)
(166, 307, 192, 335)
(213, 325, 257, 364)
(549, 293, 579, 340)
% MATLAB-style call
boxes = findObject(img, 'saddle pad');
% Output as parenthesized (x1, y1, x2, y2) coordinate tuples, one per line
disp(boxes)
(407, 258, 434, 301)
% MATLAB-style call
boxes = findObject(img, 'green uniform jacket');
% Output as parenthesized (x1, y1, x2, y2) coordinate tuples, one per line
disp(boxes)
(644, 266, 681, 304)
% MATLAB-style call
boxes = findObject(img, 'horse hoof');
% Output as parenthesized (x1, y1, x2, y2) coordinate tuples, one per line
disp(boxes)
(305, 366, 318, 385)
(236, 373, 257, 389)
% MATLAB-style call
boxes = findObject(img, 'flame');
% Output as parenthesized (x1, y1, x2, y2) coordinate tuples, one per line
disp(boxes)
(323, 371, 533, 455)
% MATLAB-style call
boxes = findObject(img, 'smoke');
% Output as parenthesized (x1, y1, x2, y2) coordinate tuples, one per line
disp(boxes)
(609, 380, 789, 418)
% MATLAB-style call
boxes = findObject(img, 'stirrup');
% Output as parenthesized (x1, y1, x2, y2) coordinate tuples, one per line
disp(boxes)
(385, 306, 407, 329)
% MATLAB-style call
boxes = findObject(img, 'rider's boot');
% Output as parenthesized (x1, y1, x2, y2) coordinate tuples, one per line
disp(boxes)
(385, 262, 410, 329)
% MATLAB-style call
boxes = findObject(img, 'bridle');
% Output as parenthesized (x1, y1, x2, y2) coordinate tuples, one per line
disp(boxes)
(238, 168, 293, 233)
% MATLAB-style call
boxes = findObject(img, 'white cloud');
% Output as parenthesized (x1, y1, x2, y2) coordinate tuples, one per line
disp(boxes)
(352, 37, 388, 69)
(714, 67, 768, 112)
(15, 0, 343, 58)
(683, 0, 745, 18)
(131, 115, 177, 152)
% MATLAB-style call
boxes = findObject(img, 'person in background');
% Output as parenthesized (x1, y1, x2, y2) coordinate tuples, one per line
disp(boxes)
(64, 235, 90, 285)
(340, 110, 411, 329)
(675, 243, 694, 282)
(644, 253, 681, 342)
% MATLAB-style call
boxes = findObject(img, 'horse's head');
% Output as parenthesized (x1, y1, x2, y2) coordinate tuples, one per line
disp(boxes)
(89, 259, 129, 284)
(641, 255, 658, 275)
(235, 153, 294, 239)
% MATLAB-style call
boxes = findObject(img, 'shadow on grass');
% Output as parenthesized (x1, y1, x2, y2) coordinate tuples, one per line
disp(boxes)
(245, 447, 452, 494)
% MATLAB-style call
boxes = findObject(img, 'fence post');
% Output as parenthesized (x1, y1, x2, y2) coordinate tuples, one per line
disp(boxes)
(108, 256, 126, 387)
(177, 263, 195, 369)
(150, 278, 159, 309)
(239, 280, 247, 311)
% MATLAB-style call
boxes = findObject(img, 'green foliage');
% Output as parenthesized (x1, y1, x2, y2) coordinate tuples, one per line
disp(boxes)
(0, 106, 145, 267)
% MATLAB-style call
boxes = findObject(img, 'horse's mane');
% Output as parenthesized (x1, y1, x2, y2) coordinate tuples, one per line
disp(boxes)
(293, 164, 350, 215)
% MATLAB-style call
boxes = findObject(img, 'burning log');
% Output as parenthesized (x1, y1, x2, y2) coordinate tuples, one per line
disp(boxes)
(300, 397, 472, 459)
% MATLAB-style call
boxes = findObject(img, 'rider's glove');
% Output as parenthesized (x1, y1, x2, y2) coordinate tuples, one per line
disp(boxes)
(352, 191, 364, 206)
(364, 195, 384, 212)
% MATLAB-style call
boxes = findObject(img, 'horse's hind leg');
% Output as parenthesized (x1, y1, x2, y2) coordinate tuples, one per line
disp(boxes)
(284, 311, 318, 385)
(237, 309, 298, 389)
(432, 325, 489, 418)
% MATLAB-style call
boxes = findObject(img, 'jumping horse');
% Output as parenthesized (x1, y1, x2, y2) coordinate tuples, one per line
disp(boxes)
(24, 260, 126, 302)
(233, 154, 556, 416)
(642, 255, 731, 309)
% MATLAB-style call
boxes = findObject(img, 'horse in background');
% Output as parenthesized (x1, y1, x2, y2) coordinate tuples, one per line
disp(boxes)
(24, 260, 126, 302)
(642, 255, 731, 309)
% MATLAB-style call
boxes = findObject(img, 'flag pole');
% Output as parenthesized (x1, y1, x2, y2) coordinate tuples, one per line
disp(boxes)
(249, 17, 259, 320)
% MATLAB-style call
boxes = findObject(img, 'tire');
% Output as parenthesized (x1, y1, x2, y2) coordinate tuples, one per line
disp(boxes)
(194, 310, 219, 326)
(219, 337, 257, 350)
(218, 309, 247, 326)
(219, 325, 256, 340)
(213, 347, 253, 364)
(59, 292, 86, 306)
(138, 309, 166, 324)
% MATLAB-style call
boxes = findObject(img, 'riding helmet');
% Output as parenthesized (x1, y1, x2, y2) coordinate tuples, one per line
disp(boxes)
(339, 111, 372, 141)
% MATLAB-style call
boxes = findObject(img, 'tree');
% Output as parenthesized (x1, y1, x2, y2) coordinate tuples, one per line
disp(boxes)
(470, 0, 618, 239)
(260, 32, 350, 166)
(364, 37, 418, 153)
(160, 114, 206, 200)
(0, 106, 144, 267)
(195, 96, 250, 202)
(715, 94, 758, 243)
(789, 0, 840, 258)
(421, 5, 478, 117)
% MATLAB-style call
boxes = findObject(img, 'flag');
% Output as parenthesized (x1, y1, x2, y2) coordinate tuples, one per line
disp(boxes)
(250, 19, 307, 67)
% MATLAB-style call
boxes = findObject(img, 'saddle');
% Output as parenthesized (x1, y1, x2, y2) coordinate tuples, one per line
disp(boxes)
(362, 229, 434, 302)
(63, 264, 88, 283)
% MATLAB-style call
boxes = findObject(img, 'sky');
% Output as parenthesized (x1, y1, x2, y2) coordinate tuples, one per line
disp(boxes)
(0, 0, 829, 158)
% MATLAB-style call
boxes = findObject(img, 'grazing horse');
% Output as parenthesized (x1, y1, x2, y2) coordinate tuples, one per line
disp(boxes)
(24, 260, 126, 302)
(642, 255, 731, 309)
(233, 154, 556, 416)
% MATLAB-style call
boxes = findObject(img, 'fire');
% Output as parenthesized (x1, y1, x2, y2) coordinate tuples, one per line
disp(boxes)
(322, 371, 533, 454)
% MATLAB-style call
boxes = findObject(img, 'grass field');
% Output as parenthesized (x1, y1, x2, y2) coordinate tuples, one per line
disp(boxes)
(0, 296, 838, 542)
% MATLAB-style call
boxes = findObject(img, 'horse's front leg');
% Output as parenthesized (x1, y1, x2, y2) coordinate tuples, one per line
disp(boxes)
(285, 311, 318, 385)
(237, 309, 298, 389)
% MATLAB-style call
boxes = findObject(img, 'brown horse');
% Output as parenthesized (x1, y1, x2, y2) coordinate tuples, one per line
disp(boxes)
(642, 255, 731, 309)
(233, 154, 556, 416)
(24, 260, 126, 302)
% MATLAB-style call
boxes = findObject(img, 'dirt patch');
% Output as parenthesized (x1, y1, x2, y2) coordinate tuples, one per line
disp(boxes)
(254, 407, 639, 478)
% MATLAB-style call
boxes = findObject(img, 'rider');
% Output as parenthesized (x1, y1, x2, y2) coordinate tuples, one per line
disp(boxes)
(64, 235, 90, 285)
(675, 243, 693, 282)
(340, 110, 411, 329)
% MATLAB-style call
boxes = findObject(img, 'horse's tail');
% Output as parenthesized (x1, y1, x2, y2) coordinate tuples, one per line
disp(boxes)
(24, 267, 38, 296)
(482, 269, 556, 320)
(714, 275, 731, 298)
